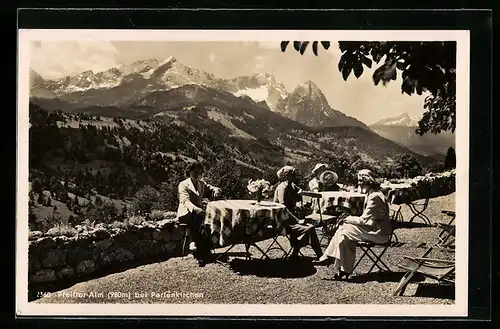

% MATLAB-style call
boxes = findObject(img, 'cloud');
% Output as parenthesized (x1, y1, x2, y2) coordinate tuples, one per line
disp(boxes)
(30, 38, 121, 79)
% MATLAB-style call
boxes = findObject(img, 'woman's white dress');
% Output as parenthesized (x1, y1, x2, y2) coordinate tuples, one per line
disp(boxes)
(322, 191, 392, 273)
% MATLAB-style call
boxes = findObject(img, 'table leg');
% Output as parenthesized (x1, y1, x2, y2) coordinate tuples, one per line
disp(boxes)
(407, 198, 432, 225)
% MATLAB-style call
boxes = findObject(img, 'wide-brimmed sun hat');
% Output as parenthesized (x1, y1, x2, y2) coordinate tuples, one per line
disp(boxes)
(357, 169, 383, 185)
(277, 165, 297, 180)
(312, 163, 328, 175)
(319, 170, 339, 184)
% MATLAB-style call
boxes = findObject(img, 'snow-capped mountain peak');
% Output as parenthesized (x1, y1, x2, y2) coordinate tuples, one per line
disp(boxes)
(226, 73, 289, 111)
(159, 56, 176, 66)
(371, 113, 421, 127)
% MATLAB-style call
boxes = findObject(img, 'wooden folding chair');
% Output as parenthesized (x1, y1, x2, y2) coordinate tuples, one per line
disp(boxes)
(300, 191, 338, 248)
(435, 210, 456, 250)
(393, 257, 455, 296)
(393, 210, 456, 296)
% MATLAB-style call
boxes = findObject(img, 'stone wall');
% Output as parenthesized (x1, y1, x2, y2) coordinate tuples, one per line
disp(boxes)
(28, 219, 188, 286)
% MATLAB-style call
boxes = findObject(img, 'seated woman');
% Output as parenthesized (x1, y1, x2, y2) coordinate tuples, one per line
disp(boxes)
(312, 169, 392, 279)
(176, 161, 222, 267)
(308, 163, 328, 192)
(273, 165, 323, 260)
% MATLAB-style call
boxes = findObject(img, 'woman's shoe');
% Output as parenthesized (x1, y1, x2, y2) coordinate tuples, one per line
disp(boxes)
(333, 270, 350, 280)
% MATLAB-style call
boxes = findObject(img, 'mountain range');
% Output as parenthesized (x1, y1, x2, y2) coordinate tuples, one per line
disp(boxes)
(29, 57, 438, 166)
(370, 113, 455, 158)
(30, 57, 369, 130)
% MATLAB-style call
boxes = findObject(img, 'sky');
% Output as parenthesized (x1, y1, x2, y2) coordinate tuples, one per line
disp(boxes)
(30, 40, 428, 125)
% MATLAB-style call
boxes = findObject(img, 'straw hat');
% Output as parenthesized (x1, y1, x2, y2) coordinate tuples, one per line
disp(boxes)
(312, 163, 328, 175)
(319, 170, 339, 184)
(277, 165, 297, 180)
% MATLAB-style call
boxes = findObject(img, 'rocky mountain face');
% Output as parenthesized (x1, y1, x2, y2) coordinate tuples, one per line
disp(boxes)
(29, 58, 366, 129)
(224, 73, 289, 112)
(370, 113, 455, 157)
(372, 112, 421, 127)
(28, 57, 435, 166)
(276, 81, 370, 130)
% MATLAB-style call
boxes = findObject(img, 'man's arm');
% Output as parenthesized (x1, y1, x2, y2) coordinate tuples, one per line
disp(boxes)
(202, 181, 221, 198)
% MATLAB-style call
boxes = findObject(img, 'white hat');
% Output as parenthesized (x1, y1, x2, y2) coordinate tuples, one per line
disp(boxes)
(320, 170, 339, 184)
(312, 163, 328, 175)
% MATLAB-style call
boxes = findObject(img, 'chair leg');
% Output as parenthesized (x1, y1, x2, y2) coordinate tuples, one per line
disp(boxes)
(393, 270, 416, 296)
(352, 247, 369, 273)
(365, 247, 391, 273)
(354, 245, 391, 274)
(181, 228, 191, 256)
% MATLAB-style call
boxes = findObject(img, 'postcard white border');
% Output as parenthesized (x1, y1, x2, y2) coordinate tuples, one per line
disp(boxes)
(17, 29, 470, 317)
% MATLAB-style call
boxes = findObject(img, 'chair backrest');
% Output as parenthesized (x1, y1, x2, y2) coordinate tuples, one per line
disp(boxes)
(436, 210, 456, 248)
(300, 191, 324, 222)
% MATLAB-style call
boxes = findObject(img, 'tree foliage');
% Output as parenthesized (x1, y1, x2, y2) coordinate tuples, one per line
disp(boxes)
(281, 41, 456, 136)
(444, 146, 456, 170)
(393, 153, 423, 178)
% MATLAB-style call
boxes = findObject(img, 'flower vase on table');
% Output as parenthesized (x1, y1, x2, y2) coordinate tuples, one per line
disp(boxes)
(255, 189, 263, 205)
(247, 179, 272, 206)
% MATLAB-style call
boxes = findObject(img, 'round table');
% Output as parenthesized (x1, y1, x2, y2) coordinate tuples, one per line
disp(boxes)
(204, 200, 289, 247)
(319, 191, 366, 216)
(381, 183, 432, 225)
(381, 183, 414, 205)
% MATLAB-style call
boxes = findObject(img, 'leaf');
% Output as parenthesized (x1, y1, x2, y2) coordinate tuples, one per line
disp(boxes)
(293, 41, 301, 51)
(321, 41, 330, 50)
(299, 41, 310, 55)
(372, 50, 385, 64)
(373, 66, 384, 86)
(312, 41, 318, 56)
(361, 55, 372, 68)
(338, 57, 346, 72)
(372, 61, 397, 86)
(390, 65, 397, 81)
(342, 65, 352, 81)
(401, 78, 414, 96)
(353, 62, 363, 78)
(416, 82, 423, 95)
(280, 41, 289, 52)
(396, 60, 406, 70)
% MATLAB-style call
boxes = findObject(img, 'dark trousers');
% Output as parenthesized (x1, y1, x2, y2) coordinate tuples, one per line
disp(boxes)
(289, 224, 323, 258)
(178, 213, 212, 260)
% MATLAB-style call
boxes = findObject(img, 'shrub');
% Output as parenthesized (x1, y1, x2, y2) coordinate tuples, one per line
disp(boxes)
(47, 222, 78, 237)
(109, 220, 126, 229)
(149, 209, 166, 222)
(80, 219, 96, 231)
(86, 201, 119, 224)
(133, 186, 161, 214)
(124, 215, 146, 227)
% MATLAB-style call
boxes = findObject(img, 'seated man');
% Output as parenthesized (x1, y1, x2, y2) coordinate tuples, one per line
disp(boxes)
(176, 162, 221, 267)
(274, 165, 323, 260)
